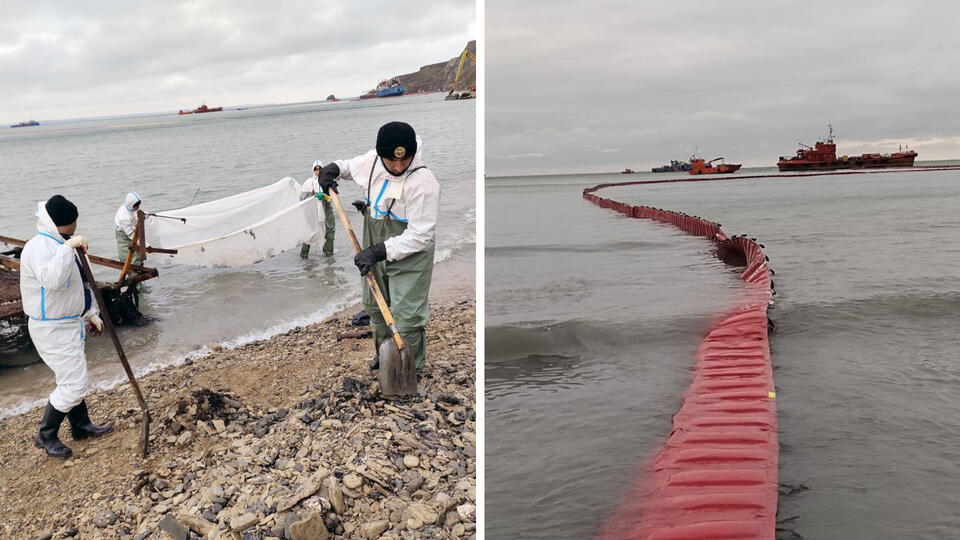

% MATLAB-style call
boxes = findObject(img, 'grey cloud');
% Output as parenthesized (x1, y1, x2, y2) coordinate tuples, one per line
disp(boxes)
(1, 0, 474, 120)
(487, 0, 960, 176)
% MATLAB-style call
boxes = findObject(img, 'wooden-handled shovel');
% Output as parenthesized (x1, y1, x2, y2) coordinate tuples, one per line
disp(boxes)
(325, 190, 417, 397)
(77, 248, 151, 457)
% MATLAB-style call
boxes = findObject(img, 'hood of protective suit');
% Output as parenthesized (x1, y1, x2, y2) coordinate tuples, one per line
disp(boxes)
(123, 192, 142, 211)
(35, 201, 66, 242)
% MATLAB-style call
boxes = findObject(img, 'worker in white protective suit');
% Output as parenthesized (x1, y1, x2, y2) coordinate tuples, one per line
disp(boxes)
(20, 195, 113, 458)
(299, 160, 336, 258)
(114, 191, 143, 264)
(316, 122, 440, 372)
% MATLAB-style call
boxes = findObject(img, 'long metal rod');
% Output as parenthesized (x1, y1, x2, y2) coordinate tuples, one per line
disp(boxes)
(77, 248, 151, 457)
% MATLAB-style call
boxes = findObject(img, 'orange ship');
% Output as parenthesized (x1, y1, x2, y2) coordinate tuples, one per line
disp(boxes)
(688, 156, 742, 175)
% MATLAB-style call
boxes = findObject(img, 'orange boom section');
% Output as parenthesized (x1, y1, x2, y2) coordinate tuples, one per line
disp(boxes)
(583, 182, 777, 540)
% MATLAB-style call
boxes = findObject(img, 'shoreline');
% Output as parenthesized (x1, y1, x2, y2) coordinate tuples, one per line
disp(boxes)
(0, 267, 475, 538)
(0, 246, 476, 420)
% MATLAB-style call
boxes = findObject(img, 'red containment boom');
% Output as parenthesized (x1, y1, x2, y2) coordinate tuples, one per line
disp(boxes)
(583, 181, 777, 540)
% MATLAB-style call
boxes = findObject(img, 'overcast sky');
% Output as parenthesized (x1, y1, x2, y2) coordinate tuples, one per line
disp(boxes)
(486, 0, 960, 176)
(1, 0, 475, 121)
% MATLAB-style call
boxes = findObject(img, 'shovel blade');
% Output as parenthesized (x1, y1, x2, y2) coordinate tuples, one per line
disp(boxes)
(379, 337, 417, 397)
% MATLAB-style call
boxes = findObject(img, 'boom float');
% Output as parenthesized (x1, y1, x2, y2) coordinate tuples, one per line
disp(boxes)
(584, 181, 777, 540)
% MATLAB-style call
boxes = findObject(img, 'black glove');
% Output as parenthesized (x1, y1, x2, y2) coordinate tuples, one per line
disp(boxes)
(351, 200, 369, 214)
(318, 163, 340, 195)
(354, 242, 387, 276)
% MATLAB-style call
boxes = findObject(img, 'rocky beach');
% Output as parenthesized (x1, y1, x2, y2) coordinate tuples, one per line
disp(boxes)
(0, 297, 476, 540)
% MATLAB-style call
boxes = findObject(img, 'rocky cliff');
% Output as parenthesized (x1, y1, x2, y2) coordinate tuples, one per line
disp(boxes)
(368, 41, 476, 95)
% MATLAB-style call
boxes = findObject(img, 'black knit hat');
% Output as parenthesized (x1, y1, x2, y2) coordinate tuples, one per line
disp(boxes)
(376, 122, 417, 159)
(45, 194, 78, 227)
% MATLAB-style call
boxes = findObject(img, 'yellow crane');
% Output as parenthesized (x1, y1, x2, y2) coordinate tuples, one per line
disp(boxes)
(446, 47, 477, 100)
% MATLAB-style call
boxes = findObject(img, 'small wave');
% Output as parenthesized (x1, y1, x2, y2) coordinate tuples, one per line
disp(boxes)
(776, 290, 960, 336)
(486, 316, 714, 364)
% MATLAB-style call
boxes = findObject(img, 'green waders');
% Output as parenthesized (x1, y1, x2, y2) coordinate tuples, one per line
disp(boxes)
(322, 198, 335, 255)
(300, 199, 336, 257)
(361, 209, 434, 370)
(115, 229, 143, 266)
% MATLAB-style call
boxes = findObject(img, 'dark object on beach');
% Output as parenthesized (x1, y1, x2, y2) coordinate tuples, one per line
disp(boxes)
(77, 248, 151, 457)
(337, 328, 372, 341)
(103, 285, 148, 327)
(351, 310, 371, 327)
(778, 124, 917, 171)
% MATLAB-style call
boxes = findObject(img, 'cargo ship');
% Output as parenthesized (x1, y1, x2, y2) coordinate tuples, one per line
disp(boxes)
(621, 168, 636, 174)
(778, 125, 917, 171)
(652, 160, 692, 173)
(689, 156, 741, 175)
(10, 120, 39, 128)
(178, 104, 223, 115)
(376, 78, 405, 98)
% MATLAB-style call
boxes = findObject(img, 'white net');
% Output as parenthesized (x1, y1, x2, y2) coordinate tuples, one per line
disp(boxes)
(144, 178, 322, 267)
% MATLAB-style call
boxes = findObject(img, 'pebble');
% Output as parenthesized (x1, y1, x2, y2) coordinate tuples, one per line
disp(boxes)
(403, 454, 420, 468)
(343, 473, 362, 490)
(358, 520, 389, 539)
(457, 503, 476, 521)
(288, 511, 330, 540)
(328, 477, 346, 514)
(93, 510, 117, 528)
(230, 513, 259, 531)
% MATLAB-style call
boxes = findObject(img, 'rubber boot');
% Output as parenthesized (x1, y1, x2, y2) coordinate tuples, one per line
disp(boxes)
(68, 400, 113, 441)
(34, 401, 72, 458)
(369, 354, 380, 371)
(300, 243, 311, 259)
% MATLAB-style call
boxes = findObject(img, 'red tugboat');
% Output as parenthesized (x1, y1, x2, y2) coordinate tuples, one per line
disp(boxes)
(688, 156, 742, 175)
(778, 124, 917, 171)
(178, 104, 223, 115)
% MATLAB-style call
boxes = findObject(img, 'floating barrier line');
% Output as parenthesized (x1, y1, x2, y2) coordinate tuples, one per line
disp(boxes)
(584, 180, 777, 540)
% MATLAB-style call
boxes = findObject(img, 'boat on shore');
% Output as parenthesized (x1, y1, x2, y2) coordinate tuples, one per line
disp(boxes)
(376, 78, 405, 98)
(689, 156, 742, 175)
(10, 120, 39, 128)
(778, 125, 917, 171)
(178, 104, 223, 115)
(652, 160, 692, 173)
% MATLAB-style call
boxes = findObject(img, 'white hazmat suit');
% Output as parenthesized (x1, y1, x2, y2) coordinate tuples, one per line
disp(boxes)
(20, 203, 100, 412)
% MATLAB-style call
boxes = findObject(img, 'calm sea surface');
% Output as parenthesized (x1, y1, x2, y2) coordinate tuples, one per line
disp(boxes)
(0, 94, 475, 416)
(485, 166, 960, 539)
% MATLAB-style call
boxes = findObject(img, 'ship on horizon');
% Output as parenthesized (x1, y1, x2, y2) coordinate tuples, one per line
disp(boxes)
(778, 124, 917, 171)
(652, 160, 692, 173)
(10, 120, 39, 128)
(178, 103, 223, 115)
